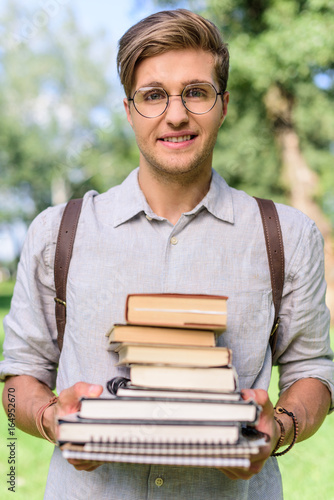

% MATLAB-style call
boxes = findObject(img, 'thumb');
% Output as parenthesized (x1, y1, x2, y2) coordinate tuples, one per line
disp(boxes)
(86, 384, 104, 398)
(57, 382, 103, 416)
(67, 381, 103, 400)
(240, 389, 257, 401)
(241, 389, 271, 409)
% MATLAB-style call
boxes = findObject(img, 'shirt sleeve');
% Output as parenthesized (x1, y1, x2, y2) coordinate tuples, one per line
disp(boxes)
(0, 206, 64, 390)
(275, 215, 334, 412)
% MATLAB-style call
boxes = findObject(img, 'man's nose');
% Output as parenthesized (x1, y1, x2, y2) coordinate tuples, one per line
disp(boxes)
(164, 95, 189, 126)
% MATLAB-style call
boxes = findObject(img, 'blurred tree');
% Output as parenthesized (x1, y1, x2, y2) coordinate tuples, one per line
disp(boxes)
(155, 0, 334, 317)
(0, 0, 133, 224)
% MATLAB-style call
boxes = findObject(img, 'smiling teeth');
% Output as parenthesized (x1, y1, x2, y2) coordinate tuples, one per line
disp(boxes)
(163, 135, 192, 143)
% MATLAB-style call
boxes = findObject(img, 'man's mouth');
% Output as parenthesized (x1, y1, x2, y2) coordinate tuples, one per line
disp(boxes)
(161, 135, 195, 143)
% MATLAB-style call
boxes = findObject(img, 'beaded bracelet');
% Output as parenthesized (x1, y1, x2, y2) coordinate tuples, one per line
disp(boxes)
(35, 396, 59, 445)
(271, 406, 299, 457)
(272, 416, 285, 455)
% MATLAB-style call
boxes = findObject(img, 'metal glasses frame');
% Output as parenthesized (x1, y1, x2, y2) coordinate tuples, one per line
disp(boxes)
(128, 82, 224, 119)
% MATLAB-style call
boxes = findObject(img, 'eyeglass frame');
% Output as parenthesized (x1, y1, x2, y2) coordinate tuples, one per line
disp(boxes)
(127, 82, 226, 119)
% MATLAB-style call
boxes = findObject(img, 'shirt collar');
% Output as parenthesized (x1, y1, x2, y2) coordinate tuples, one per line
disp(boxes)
(111, 167, 234, 227)
(184, 169, 234, 223)
(111, 168, 154, 227)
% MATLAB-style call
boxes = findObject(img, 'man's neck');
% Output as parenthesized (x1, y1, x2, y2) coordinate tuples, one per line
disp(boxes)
(138, 167, 212, 225)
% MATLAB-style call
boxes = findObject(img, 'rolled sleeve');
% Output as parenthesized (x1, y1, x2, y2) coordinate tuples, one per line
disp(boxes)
(0, 207, 63, 389)
(276, 218, 334, 411)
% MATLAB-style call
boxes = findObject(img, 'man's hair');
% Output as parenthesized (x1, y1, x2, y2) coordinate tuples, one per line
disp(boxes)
(117, 9, 229, 98)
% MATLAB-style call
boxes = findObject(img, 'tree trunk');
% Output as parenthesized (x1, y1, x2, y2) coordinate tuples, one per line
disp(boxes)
(265, 85, 334, 323)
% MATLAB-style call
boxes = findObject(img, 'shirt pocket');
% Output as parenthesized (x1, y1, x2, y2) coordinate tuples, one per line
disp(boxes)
(217, 290, 272, 388)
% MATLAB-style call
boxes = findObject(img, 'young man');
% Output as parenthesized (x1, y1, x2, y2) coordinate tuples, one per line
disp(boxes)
(1, 9, 333, 499)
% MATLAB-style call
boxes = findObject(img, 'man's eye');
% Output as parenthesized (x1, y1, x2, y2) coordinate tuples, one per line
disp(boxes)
(144, 90, 166, 101)
(185, 88, 207, 99)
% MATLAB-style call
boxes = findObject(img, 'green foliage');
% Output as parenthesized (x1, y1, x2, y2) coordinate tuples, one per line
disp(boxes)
(208, 0, 334, 204)
(69, 112, 140, 199)
(155, 0, 334, 213)
(0, 1, 129, 224)
(212, 92, 285, 200)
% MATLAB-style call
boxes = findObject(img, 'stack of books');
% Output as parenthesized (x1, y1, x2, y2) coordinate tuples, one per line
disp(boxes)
(58, 294, 266, 467)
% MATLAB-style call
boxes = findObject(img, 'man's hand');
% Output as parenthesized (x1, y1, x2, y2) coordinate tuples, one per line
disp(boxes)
(44, 382, 104, 472)
(219, 388, 280, 481)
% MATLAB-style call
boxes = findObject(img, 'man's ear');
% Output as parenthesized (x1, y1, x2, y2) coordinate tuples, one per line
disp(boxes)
(123, 97, 133, 127)
(220, 91, 229, 127)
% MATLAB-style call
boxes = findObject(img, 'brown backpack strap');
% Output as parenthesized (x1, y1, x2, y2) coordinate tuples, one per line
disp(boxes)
(254, 197, 285, 359)
(54, 198, 83, 352)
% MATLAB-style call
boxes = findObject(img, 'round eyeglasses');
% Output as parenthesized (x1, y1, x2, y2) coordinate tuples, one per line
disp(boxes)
(128, 82, 223, 119)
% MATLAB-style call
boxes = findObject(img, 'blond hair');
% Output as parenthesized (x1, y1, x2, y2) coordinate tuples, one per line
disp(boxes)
(117, 9, 229, 98)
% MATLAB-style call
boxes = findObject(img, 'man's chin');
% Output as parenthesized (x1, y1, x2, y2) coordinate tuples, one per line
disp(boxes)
(149, 163, 204, 182)
(146, 156, 206, 176)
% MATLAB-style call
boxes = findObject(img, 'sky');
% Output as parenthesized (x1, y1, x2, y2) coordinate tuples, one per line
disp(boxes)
(2, 0, 169, 47)
(68, 0, 169, 86)
(2, 0, 161, 33)
(70, 0, 158, 41)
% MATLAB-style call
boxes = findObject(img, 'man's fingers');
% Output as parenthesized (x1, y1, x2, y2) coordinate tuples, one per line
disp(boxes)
(220, 459, 265, 481)
(241, 388, 273, 416)
(57, 382, 103, 417)
(63, 382, 103, 402)
(219, 388, 275, 481)
(67, 458, 103, 472)
(220, 467, 252, 480)
(241, 388, 268, 405)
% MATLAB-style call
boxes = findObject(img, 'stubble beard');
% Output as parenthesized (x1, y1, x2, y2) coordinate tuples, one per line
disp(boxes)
(139, 134, 219, 187)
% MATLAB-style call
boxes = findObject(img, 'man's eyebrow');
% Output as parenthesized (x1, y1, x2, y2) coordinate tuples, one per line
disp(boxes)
(182, 79, 213, 86)
(137, 79, 213, 89)
(138, 81, 164, 88)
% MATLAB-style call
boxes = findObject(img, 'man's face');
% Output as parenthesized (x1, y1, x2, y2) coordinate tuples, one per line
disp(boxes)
(124, 49, 229, 181)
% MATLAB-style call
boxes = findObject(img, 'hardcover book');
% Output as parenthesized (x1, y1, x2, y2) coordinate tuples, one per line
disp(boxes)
(125, 293, 227, 329)
(78, 396, 260, 424)
(113, 385, 241, 401)
(107, 324, 216, 347)
(115, 343, 232, 367)
(129, 364, 238, 392)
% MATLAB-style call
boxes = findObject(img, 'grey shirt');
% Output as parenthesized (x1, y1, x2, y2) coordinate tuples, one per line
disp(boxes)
(1, 168, 333, 500)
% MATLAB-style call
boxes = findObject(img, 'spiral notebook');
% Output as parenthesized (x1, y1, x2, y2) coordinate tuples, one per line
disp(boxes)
(61, 449, 251, 468)
(60, 439, 264, 467)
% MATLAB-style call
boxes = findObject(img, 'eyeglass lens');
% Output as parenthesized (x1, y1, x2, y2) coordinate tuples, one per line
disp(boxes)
(133, 83, 218, 118)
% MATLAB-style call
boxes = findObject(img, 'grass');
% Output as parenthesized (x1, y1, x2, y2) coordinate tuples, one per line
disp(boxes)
(0, 281, 334, 499)
(269, 363, 334, 500)
(0, 281, 53, 500)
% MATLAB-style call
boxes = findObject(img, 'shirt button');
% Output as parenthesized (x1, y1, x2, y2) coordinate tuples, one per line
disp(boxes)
(170, 236, 178, 245)
(146, 215, 152, 221)
(155, 477, 164, 487)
